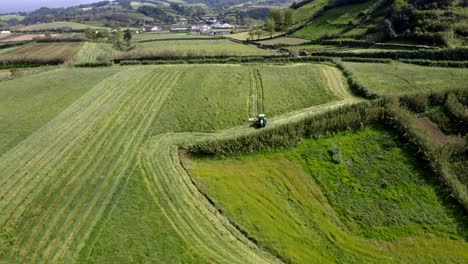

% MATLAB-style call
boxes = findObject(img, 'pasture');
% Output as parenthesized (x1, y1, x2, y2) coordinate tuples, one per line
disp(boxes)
(133, 32, 216, 41)
(293, 0, 377, 40)
(136, 39, 274, 56)
(188, 126, 468, 263)
(344, 62, 468, 94)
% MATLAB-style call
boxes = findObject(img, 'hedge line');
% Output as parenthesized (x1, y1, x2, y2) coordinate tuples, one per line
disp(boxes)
(398, 59, 468, 68)
(445, 93, 468, 123)
(74, 61, 112, 67)
(0, 56, 65, 69)
(137, 37, 224, 43)
(334, 60, 381, 99)
(189, 100, 385, 156)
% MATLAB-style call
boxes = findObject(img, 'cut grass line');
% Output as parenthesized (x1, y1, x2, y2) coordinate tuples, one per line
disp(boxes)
(254, 69, 265, 114)
(51, 71, 184, 263)
(10, 69, 174, 262)
(249, 68, 258, 118)
(0, 68, 133, 181)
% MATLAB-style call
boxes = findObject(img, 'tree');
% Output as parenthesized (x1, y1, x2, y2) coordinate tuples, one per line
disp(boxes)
(268, 9, 282, 30)
(84, 28, 96, 40)
(266, 18, 275, 38)
(283, 9, 294, 27)
(124, 29, 132, 42)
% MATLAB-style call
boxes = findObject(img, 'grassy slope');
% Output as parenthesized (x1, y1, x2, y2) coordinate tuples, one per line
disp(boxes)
(293, 0, 377, 40)
(258, 64, 338, 116)
(137, 39, 274, 56)
(0, 14, 25, 21)
(0, 67, 122, 156)
(188, 127, 468, 263)
(292, 0, 330, 24)
(345, 62, 468, 94)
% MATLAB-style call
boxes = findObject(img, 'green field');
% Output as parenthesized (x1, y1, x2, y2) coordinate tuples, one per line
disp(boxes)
(1, 42, 83, 62)
(344, 62, 468, 94)
(188, 126, 468, 263)
(0, 14, 25, 21)
(18, 22, 105, 31)
(292, 0, 329, 24)
(136, 39, 274, 56)
(133, 32, 216, 41)
(0, 67, 123, 156)
(0, 63, 351, 263)
(74, 42, 121, 64)
(293, 0, 377, 40)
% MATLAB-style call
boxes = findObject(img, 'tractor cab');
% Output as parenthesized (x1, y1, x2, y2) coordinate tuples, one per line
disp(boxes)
(257, 114, 267, 128)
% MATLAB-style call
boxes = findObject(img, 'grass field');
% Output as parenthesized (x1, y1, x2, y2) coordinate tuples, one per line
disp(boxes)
(293, 0, 377, 40)
(136, 39, 274, 56)
(18, 22, 105, 31)
(292, 0, 329, 24)
(188, 126, 468, 263)
(344, 62, 468, 94)
(133, 32, 215, 41)
(0, 14, 25, 21)
(74, 42, 121, 64)
(257, 64, 339, 116)
(0, 63, 350, 263)
(1, 42, 83, 62)
(0, 67, 122, 157)
(0, 66, 186, 263)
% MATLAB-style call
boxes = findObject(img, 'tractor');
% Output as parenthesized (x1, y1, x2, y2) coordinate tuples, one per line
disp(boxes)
(249, 114, 267, 128)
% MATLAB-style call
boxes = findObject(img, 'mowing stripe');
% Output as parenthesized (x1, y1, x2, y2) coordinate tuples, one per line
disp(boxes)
(7, 69, 178, 263)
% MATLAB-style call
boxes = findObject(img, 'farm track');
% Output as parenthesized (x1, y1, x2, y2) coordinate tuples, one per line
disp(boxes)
(0, 66, 182, 263)
(1, 63, 362, 263)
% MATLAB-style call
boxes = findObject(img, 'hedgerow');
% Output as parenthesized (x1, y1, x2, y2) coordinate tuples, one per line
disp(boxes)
(313, 48, 468, 61)
(399, 59, 468, 68)
(189, 100, 385, 156)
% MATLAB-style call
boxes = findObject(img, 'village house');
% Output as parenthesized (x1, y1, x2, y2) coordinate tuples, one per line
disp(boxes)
(1, 30, 12, 34)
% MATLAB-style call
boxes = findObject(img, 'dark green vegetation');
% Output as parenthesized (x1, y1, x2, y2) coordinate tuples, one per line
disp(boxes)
(0, 67, 122, 156)
(188, 126, 468, 263)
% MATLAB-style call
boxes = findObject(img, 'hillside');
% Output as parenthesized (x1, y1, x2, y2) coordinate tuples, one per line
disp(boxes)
(289, 0, 468, 47)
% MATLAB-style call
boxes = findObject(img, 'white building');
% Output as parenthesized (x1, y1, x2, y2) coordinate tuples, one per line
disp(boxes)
(0, 30, 11, 34)
(151, 26, 160, 32)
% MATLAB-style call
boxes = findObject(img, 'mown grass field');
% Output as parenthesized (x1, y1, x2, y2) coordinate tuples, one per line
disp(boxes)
(0, 67, 122, 156)
(345, 62, 468, 94)
(293, 0, 377, 40)
(136, 39, 274, 56)
(0, 42, 83, 62)
(0, 62, 346, 263)
(74, 42, 121, 64)
(188, 126, 468, 263)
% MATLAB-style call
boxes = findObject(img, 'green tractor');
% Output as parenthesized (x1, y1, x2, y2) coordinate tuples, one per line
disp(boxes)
(249, 114, 267, 128)
(257, 114, 267, 128)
